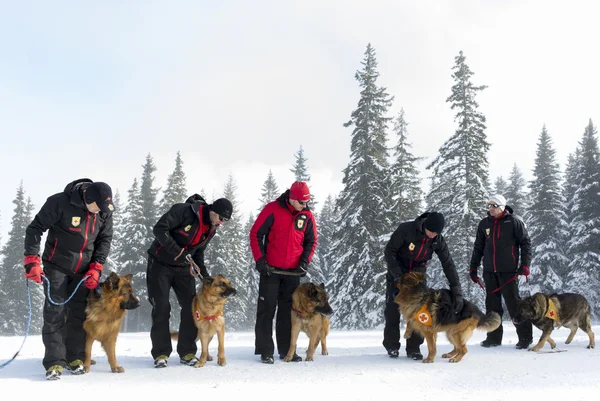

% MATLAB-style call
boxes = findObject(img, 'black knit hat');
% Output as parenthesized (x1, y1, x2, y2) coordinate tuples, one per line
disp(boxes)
(85, 182, 114, 214)
(211, 198, 233, 220)
(423, 212, 445, 234)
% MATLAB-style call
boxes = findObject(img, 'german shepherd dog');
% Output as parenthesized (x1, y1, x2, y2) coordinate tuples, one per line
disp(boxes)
(83, 272, 141, 373)
(284, 282, 333, 362)
(514, 292, 595, 351)
(188, 275, 237, 367)
(394, 272, 501, 363)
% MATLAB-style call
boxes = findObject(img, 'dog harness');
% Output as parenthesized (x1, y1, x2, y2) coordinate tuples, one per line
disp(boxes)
(195, 311, 223, 321)
(413, 304, 433, 326)
(545, 298, 559, 322)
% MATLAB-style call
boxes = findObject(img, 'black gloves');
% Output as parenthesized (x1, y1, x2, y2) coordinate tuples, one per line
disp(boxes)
(451, 286, 464, 314)
(297, 261, 308, 277)
(469, 269, 479, 283)
(255, 257, 270, 276)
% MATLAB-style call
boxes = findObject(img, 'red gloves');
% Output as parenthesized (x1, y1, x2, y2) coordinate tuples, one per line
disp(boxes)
(24, 255, 43, 283)
(85, 262, 103, 289)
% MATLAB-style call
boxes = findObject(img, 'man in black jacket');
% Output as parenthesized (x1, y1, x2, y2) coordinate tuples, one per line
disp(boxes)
(383, 212, 463, 360)
(24, 178, 114, 380)
(469, 194, 533, 349)
(146, 195, 233, 368)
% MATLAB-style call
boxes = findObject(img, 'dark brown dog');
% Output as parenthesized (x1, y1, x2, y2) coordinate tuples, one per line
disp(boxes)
(394, 272, 500, 363)
(284, 282, 333, 362)
(190, 275, 237, 367)
(514, 292, 595, 351)
(83, 272, 140, 373)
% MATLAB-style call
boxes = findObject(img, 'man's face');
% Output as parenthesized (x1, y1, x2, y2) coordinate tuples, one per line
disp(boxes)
(424, 228, 437, 239)
(488, 201, 503, 217)
(209, 210, 228, 227)
(86, 202, 101, 214)
(289, 198, 308, 212)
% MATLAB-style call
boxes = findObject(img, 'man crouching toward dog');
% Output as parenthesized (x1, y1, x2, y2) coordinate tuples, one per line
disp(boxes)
(383, 212, 464, 361)
(146, 194, 233, 368)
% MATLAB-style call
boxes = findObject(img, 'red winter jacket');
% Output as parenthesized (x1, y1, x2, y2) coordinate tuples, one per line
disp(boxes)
(250, 190, 317, 269)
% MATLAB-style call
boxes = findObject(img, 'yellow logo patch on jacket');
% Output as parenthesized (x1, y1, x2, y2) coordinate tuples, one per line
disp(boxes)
(413, 303, 433, 326)
(185, 225, 192, 232)
(72, 217, 81, 227)
(409, 243, 415, 251)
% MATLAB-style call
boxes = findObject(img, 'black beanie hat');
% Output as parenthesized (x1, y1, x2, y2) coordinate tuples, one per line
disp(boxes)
(423, 212, 445, 234)
(85, 182, 114, 214)
(211, 198, 233, 220)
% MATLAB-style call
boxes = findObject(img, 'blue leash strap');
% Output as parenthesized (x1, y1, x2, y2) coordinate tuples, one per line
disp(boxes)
(0, 280, 32, 369)
(42, 274, 90, 306)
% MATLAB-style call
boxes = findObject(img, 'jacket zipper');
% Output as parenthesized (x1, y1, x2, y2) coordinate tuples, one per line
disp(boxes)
(492, 220, 498, 272)
(49, 238, 58, 261)
(74, 212, 91, 273)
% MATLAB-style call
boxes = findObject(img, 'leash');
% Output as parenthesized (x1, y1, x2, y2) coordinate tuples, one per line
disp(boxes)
(269, 266, 306, 277)
(186, 254, 204, 278)
(42, 274, 90, 306)
(475, 274, 520, 295)
(0, 280, 33, 369)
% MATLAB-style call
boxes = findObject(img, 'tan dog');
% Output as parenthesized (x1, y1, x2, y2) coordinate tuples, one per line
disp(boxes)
(83, 272, 140, 373)
(284, 282, 333, 362)
(394, 272, 500, 363)
(191, 275, 237, 367)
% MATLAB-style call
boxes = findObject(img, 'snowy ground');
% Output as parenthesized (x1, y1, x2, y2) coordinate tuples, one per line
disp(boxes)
(1, 324, 599, 400)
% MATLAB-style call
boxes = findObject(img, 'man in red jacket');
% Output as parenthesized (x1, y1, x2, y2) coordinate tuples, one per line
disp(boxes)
(250, 181, 318, 364)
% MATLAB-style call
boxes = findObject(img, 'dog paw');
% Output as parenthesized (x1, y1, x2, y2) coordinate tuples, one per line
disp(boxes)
(321, 350, 329, 356)
(111, 366, 125, 373)
(218, 357, 226, 366)
(84, 365, 91, 373)
(423, 358, 434, 363)
(305, 356, 314, 362)
(449, 358, 460, 363)
(587, 344, 594, 349)
(441, 353, 451, 358)
(194, 360, 206, 368)
(206, 354, 214, 362)
(528, 346, 542, 352)
(565, 339, 572, 345)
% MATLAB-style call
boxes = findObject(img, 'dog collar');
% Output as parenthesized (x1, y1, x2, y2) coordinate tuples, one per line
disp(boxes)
(195, 311, 223, 321)
(292, 308, 307, 318)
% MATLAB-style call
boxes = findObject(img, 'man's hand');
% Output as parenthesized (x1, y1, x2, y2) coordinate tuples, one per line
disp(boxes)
(518, 266, 530, 277)
(24, 255, 43, 283)
(85, 262, 103, 290)
(255, 257, 270, 276)
(297, 261, 308, 277)
(469, 269, 479, 283)
(451, 287, 464, 314)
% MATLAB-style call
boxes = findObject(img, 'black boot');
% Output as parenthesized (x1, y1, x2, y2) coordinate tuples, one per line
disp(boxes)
(515, 339, 533, 350)
(406, 351, 423, 360)
(480, 339, 501, 348)
(261, 354, 274, 364)
(386, 348, 399, 358)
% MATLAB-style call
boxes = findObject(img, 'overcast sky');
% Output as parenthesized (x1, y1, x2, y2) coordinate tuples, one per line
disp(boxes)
(1, 0, 599, 241)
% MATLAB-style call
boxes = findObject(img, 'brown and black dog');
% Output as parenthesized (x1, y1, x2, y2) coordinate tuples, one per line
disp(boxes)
(83, 272, 140, 373)
(189, 275, 237, 367)
(514, 292, 595, 351)
(394, 272, 500, 363)
(284, 282, 333, 362)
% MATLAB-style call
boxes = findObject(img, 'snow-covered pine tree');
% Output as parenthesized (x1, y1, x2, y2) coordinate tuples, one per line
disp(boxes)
(140, 153, 160, 249)
(258, 170, 279, 211)
(388, 108, 423, 224)
(561, 152, 580, 266)
(505, 163, 529, 222)
(118, 179, 150, 332)
(104, 190, 122, 274)
(205, 175, 250, 330)
(493, 176, 508, 196)
(0, 182, 43, 334)
(425, 50, 490, 303)
(565, 119, 600, 317)
(316, 194, 337, 284)
(526, 125, 567, 294)
(327, 44, 393, 329)
(243, 213, 259, 329)
(159, 151, 187, 215)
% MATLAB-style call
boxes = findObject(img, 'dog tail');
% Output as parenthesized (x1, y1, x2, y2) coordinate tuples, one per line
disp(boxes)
(170, 331, 179, 340)
(477, 311, 501, 332)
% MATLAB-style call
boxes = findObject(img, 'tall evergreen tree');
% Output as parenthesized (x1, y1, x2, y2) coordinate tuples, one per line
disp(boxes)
(327, 44, 393, 329)
(493, 176, 508, 196)
(212, 175, 251, 329)
(505, 164, 529, 220)
(159, 151, 188, 215)
(104, 190, 123, 274)
(140, 153, 160, 248)
(317, 194, 337, 284)
(561, 152, 580, 264)
(388, 108, 423, 223)
(118, 179, 150, 331)
(425, 50, 490, 302)
(290, 145, 317, 209)
(0, 183, 43, 334)
(244, 213, 259, 329)
(258, 170, 279, 210)
(565, 120, 600, 316)
(526, 126, 568, 294)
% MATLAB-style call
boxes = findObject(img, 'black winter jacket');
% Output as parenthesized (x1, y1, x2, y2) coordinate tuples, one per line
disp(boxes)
(147, 195, 217, 276)
(24, 178, 113, 275)
(384, 213, 461, 293)
(469, 206, 531, 273)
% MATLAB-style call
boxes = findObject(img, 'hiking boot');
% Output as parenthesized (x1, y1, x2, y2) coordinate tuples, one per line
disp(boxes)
(280, 353, 302, 362)
(515, 339, 533, 350)
(66, 359, 85, 375)
(406, 351, 423, 360)
(260, 354, 274, 364)
(154, 355, 168, 368)
(45, 365, 63, 381)
(386, 348, 399, 358)
(480, 339, 501, 348)
(180, 353, 199, 366)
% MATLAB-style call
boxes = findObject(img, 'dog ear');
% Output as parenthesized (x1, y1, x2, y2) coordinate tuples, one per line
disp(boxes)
(401, 272, 420, 287)
(308, 282, 318, 297)
(413, 272, 426, 282)
(203, 276, 214, 286)
(105, 272, 120, 290)
(123, 274, 133, 282)
(319, 282, 325, 290)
